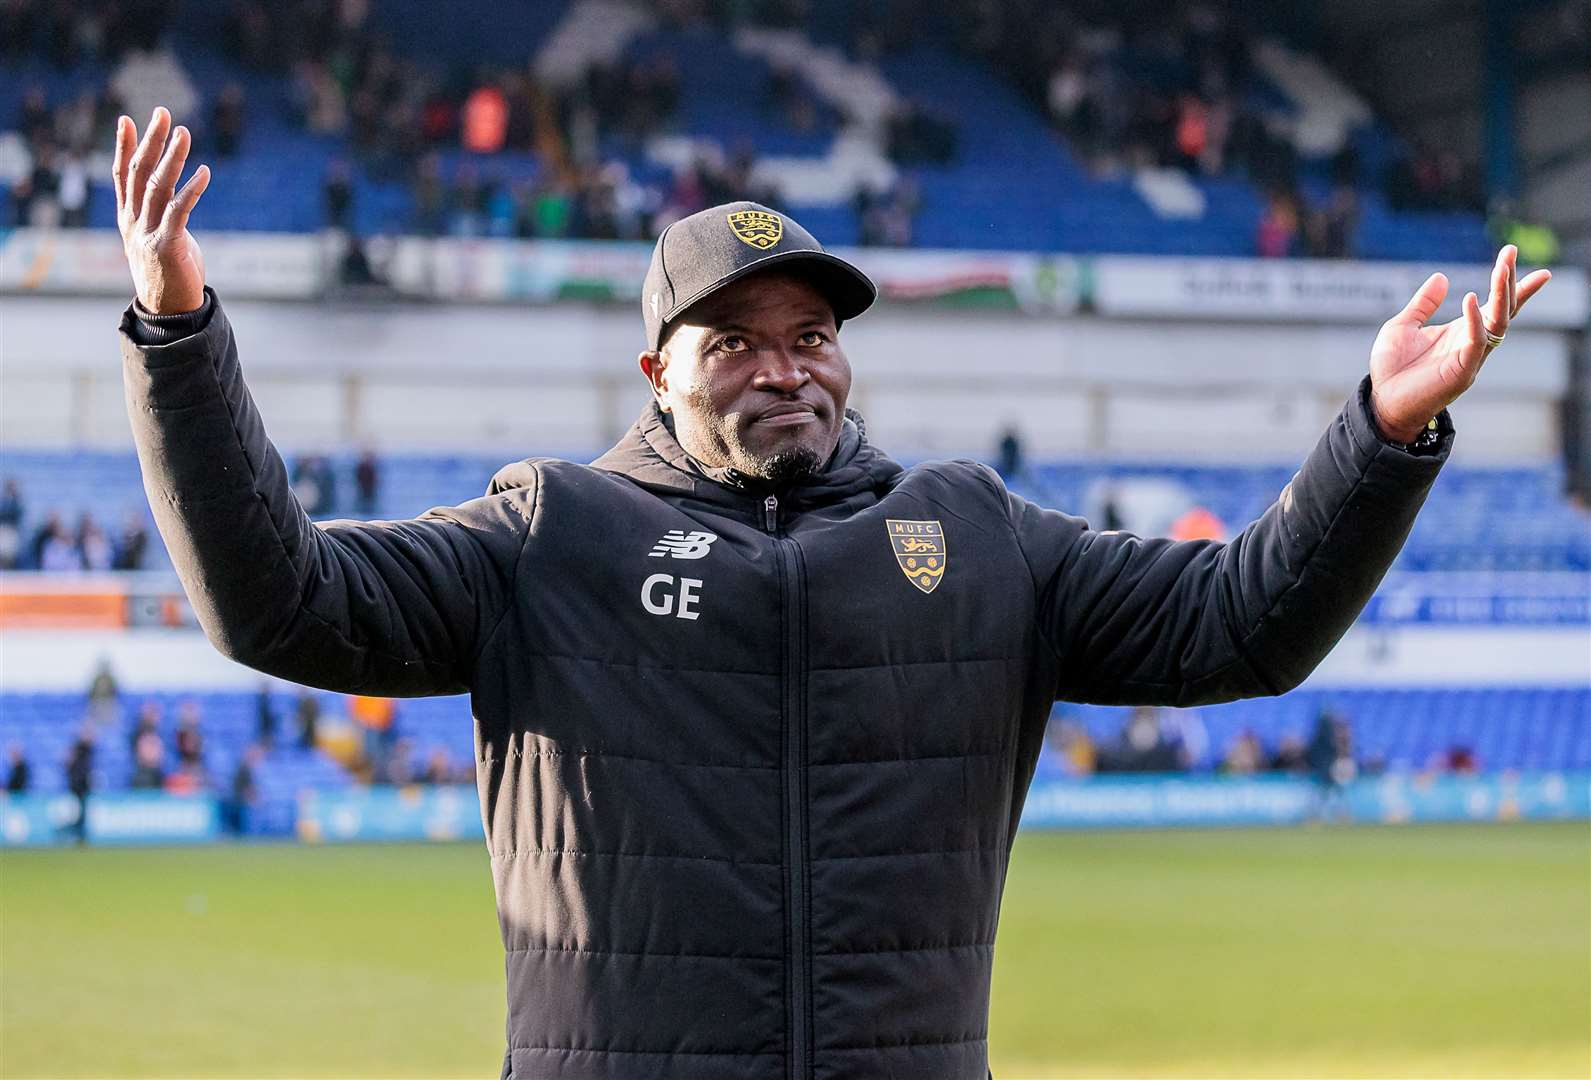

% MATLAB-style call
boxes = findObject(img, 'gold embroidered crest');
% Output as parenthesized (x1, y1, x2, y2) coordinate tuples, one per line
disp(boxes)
(886, 519, 947, 594)
(727, 209, 783, 249)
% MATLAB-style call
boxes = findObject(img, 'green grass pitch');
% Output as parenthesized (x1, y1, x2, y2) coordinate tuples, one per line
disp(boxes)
(2, 822, 1587, 1078)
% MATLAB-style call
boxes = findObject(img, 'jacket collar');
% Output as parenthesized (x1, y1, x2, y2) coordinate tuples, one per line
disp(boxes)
(588, 400, 901, 509)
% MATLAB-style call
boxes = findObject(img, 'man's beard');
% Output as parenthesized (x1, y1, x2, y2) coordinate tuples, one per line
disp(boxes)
(679, 386, 829, 486)
(743, 445, 823, 485)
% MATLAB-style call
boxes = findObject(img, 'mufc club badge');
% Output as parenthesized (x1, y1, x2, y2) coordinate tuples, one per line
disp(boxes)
(886, 519, 947, 594)
(727, 209, 783, 249)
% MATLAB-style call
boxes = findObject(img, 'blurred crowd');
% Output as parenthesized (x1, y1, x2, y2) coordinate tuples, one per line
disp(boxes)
(290, 450, 381, 519)
(943, 0, 1487, 259)
(4, 661, 476, 839)
(4, 0, 930, 245)
(235, 0, 820, 243)
(0, 478, 150, 571)
(0, 453, 386, 573)
(1043, 704, 1486, 784)
(1044, 701, 1488, 795)
(3, 0, 1507, 259)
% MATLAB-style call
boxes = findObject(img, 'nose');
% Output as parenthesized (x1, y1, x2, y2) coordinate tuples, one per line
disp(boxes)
(751, 347, 809, 394)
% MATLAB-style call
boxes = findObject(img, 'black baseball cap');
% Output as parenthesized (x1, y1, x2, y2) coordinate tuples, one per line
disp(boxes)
(642, 201, 877, 351)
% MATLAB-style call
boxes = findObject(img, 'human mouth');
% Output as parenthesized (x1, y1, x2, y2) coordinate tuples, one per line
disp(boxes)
(753, 404, 818, 426)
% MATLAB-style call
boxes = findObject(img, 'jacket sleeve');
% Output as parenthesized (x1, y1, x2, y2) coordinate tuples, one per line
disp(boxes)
(119, 289, 531, 696)
(1001, 377, 1451, 707)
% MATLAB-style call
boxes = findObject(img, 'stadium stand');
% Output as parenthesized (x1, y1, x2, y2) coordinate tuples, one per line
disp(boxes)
(2, 683, 1586, 835)
(0, 2, 1582, 842)
(3, 450, 1586, 574)
(1, 0, 1493, 259)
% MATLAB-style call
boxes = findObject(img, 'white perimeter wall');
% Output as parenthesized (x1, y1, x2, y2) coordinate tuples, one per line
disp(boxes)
(0, 293, 1575, 463)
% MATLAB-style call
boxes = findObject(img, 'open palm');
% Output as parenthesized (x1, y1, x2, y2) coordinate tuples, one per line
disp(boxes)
(113, 108, 211, 315)
(1369, 246, 1552, 442)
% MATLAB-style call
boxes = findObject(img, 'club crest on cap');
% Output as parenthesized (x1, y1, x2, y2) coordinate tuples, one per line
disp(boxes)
(727, 209, 783, 250)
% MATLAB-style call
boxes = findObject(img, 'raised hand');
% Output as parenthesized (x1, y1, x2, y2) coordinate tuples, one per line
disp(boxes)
(113, 107, 212, 315)
(1369, 245, 1552, 443)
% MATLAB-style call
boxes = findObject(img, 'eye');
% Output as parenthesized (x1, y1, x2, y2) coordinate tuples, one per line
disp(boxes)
(797, 330, 827, 347)
(717, 335, 748, 353)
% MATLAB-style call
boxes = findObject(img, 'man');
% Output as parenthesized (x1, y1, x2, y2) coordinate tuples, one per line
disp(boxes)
(113, 108, 1548, 1079)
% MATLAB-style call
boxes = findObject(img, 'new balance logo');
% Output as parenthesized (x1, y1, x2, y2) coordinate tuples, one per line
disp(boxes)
(648, 530, 718, 560)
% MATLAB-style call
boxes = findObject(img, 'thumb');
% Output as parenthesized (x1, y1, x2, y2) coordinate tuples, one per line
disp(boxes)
(1393, 272, 1448, 327)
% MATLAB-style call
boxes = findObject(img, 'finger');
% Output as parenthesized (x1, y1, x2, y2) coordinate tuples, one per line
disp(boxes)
(125, 107, 171, 221)
(1504, 245, 1517, 321)
(1464, 291, 1487, 362)
(1482, 248, 1510, 336)
(141, 125, 191, 229)
(112, 115, 134, 217)
(1514, 269, 1552, 315)
(1395, 272, 1448, 326)
(162, 163, 210, 232)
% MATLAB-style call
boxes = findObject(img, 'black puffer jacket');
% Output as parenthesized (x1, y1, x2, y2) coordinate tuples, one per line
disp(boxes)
(121, 292, 1450, 1079)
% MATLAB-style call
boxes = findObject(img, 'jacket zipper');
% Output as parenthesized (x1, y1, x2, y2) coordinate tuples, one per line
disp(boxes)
(764, 493, 810, 1079)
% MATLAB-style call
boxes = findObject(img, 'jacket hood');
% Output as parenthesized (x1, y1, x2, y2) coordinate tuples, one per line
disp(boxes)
(490, 401, 901, 509)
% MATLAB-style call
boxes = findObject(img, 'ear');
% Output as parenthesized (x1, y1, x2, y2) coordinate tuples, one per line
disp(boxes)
(638, 350, 670, 411)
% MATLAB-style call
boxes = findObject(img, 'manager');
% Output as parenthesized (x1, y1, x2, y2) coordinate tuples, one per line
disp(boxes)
(113, 109, 1549, 1080)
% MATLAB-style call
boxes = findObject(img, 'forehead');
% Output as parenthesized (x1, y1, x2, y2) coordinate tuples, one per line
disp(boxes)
(675, 271, 835, 332)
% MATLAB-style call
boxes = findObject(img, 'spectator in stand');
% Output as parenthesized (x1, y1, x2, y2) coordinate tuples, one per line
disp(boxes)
(77, 513, 114, 571)
(1098, 706, 1184, 773)
(131, 727, 166, 789)
(462, 78, 509, 155)
(857, 180, 919, 247)
(36, 514, 82, 572)
(295, 689, 321, 751)
(338, 234, 381, 286)
(1169, 505, 1225, 542)
(324, 160, 354, 230)
(355, 450, 381, 516)
(19, 86, 51, 146)
(174, 700, 204, 768)
(1099, 486, 1125, 532)
(0, 479, 23, 569)
(6, 745, 31, 793)
(1302, 184, 1359, 260)
(1268, 734, 1307, 773)
(1440, 745, 1479, 775)
(1221, 729, 1265, 775)
(211, 82, 245, 158)
(376, 737, 417, 785)
(255, 681, 277, 748)
(65, 726, 94, 844)
(448, 164, 486, 236)
(164, 758, 208, 795)
(225, 744, 263, 834)
(292, 455, 336, 517)
(527, 178, 575, 238)
(128, 700, 161, 759)
(15, 142, 63, 227)
(885, 103, 957, 165)
(54, 88, 98, 153)
(412, 153, 447, 235)
(293, 59, 348, 134)
(113, 510, 150, 570)
(86, 658, 120, 725)
(1043, 717, 1097, 777)
(420, 746, 456, 785)
(420, 89, 456, 147)
(1256, 189, 1301, 258)
(350, 694, 399, 773)
(58, 150, 89, 228)
(995, 427, 1023, 480)
(1306, 709, 1355, 818)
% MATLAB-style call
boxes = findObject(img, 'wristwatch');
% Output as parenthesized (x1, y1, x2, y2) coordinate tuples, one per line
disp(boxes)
(1388, 416, 1444, 455)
